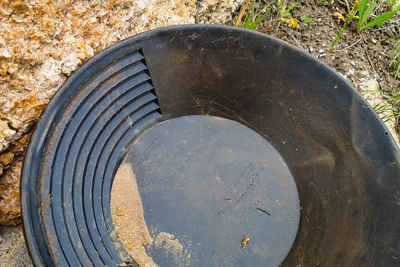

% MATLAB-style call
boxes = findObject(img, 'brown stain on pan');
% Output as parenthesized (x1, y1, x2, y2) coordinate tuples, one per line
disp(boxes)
(110, 163, 157, 267)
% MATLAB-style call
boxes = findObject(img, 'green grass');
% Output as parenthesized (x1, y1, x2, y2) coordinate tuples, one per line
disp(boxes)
(300, 17, 313, 26)
(238, 0, 304, 30)
(373, 90, 400, 122)
(373, 102, 399, 122)
(392, 39, 400, 78)
(385, 92, 400, 106)
(386, 0, 399, 11)
(331, 0, 399, 51)
(242, 0, 270, 30)
(357, 0, 397, 30)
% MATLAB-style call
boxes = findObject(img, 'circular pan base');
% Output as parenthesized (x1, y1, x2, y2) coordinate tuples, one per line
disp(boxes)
(117, 115, 300, 267)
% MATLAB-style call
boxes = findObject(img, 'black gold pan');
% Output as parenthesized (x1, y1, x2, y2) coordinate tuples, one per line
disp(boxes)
(21, 25, 400, 267)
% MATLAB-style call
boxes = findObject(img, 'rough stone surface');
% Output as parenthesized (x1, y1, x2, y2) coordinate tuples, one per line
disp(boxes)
(0, 134, 29, 226)
(0, 161, 23, 226)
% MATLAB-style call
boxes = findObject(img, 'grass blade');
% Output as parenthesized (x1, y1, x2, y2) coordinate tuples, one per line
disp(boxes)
(243, 0, 255, 28)
(287, 2, 298, 13)
(393, 40, 400, 78)
(331, 22, 347, 51)
(358, 2, 377, 29)
(236, 0, 251, 27)
(358, 0, 369, 22)
(360, 11, 395, 29)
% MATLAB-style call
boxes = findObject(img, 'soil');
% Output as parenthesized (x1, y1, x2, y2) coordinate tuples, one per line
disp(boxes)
(111, 163, 191, 266)
(111, 163, 156, 267)
(0, 226, 32, 267)
(151, 231, 191, 265)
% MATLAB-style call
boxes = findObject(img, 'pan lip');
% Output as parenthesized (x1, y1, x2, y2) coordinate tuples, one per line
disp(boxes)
(20, 24, 400, 266)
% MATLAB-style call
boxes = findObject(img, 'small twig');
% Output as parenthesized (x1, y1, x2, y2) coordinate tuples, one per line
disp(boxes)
(256, 207, 271, 215)
(273, 20, 281, 35)
(380, 51, 391, 59)
(337, 38, 362, 52)
(343, 0, 350, 13)
(281, 27, 303, 49)
(236, 0, 251, 27)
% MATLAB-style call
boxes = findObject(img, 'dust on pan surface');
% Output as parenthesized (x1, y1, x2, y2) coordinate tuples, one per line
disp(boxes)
(111, 115, 300, 267)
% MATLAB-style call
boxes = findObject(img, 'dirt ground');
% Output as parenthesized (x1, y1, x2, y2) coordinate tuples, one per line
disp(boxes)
(1, 0, 399, 265)
(275, 1, 400, 94)
(0, 226, 32, 266)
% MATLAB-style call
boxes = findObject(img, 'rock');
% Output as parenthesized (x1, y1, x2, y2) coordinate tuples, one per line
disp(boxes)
(0, 161, 23, 226)
(0, 120, 16, 153)
(347, 69, 354, 76)
(0, 48, 11, 59)
(61, 53, 82, 75)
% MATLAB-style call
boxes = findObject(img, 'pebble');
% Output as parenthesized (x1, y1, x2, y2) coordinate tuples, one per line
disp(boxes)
(0, 48, 11, 59)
